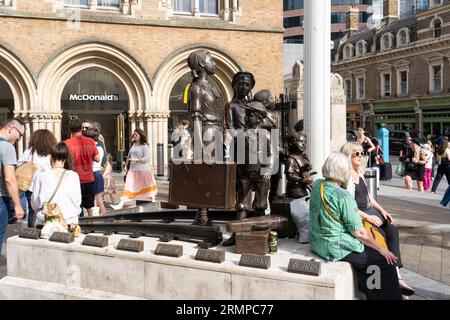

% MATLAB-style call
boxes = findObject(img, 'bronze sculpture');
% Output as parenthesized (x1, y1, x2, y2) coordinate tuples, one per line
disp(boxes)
(285, 132, 313, 198)
(187, 50, 224, 162)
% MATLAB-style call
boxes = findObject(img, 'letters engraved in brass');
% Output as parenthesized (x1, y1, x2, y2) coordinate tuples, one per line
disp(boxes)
(287, 258, 321, 276)
(82, 235, 108, 248)
(154, 243, 183, 257)
(19, 228, 41, 240)
(239, 254, 271, 269)
(116, 238, 144, 252)
(195, 249, 225, 263)
(49, 232, 74, 243)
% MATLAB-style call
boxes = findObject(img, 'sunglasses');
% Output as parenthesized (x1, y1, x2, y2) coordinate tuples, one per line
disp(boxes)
(352, 151, 363, 157)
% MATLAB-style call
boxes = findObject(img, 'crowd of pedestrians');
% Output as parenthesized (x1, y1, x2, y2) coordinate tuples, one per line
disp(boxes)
(0, 117, 159, 254)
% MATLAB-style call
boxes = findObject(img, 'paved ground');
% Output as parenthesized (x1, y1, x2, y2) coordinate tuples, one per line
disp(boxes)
(2, 168, 450, 300)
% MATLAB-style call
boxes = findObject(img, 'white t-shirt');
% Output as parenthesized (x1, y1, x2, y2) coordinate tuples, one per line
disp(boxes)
(92, 143, 104, 172)
(31, 169, 82, 225)
(426, 152, 434, 169)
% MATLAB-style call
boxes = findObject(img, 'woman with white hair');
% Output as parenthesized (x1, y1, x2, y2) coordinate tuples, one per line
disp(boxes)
(341, 142, 414, 296)
(309, 152, 402, 300)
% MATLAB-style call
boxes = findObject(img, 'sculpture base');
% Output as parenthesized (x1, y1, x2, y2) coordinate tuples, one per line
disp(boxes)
(0, 234, 360, 300)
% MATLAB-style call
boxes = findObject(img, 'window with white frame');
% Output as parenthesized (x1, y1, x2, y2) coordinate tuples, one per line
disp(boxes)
(344, 45, 353, 60)
(433, 18, 442, 38)
(172, 0, 219, 15)
(381, 34, 391, 51)
(398, 29, 409, 47)
(382, 73, 391, 97)
(65, 0, 88, 6)
(97, 0, 120, 8)
(356, 77, 365, 100)
(399, 71, 408, 96)
(356, 41, 365, 57)
(432, 65, 442, 91)
(344, 79, 352, 100)
(172, 0, 192, 12)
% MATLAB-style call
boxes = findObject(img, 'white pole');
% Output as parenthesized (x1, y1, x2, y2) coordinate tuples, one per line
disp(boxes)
(304, 0, 331, 177)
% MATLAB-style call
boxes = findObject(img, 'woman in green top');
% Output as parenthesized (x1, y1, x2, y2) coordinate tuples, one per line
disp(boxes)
(309, 152, 402, 300)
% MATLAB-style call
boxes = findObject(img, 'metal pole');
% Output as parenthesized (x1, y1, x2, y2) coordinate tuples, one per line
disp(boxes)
(157, 143, 164, 176)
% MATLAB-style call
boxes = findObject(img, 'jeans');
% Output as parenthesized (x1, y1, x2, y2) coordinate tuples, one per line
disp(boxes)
(0, 196, 13, 255)
(25, 191, 34, 228)
(441, 185, 450, 207)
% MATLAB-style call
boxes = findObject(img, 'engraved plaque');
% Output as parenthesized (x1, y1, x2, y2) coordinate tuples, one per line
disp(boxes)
(116, 238, 144, 252)
(154, 243, 183, 257)
(49, 232, 74, 243)
(239, 254, 270, 270)
(82, 235, 108, 248)
(287, 258, 321, 277)
(195, 249, 225, 263)
(19, 228, 41, 240)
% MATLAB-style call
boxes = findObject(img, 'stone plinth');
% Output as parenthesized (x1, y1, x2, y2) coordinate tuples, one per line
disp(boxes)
(0, 234, 359, 300)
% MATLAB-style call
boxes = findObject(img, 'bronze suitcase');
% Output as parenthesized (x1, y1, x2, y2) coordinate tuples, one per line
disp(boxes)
(235, 231, 269, 255)
(225, 215, 288, 233)
(169, 162, 236, 209)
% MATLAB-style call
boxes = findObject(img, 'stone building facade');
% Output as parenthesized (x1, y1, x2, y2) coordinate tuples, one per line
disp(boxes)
(0, 0, 283, 171)
(332, 0, 450, 137)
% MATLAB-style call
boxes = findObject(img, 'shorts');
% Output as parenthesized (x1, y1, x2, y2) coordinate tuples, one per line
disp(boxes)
(80, 181, 95, 209)
(93, 171, 105, 195)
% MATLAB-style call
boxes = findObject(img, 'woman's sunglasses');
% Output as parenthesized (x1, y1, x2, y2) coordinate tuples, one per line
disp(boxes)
(352, 151, 363, 157)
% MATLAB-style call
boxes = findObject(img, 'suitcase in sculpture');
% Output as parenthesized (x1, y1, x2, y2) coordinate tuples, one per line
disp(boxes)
(235, 230, 269, 255)
(225, 215, 288, 233)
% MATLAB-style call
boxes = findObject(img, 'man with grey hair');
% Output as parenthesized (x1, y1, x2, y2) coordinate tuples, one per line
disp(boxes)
(0, 118, 25, 254)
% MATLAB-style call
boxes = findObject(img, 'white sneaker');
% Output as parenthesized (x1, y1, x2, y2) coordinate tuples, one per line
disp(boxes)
(110, 203, 123, 211)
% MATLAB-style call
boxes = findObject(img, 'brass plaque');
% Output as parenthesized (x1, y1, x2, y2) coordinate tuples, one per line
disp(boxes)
(49, 232, 74, 243)
(116, 238, 144, 252)
(82, 235, 108, 248)
(154, 243, 183, 257)
(19, 228, 41, 240)
(195, 249, 225, 263)
(287, 259, 321, 277)
(239, 254, 270, 270)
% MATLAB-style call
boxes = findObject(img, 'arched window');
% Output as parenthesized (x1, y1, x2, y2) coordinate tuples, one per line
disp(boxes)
(382, 34, 391, 51)
(433, 18, 442, 38)
(399, 30, 408, 46)
(344, 44, 353, 60)
(357, 42, 365, 57)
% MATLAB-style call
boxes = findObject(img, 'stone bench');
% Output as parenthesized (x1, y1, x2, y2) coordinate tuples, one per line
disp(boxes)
(0, 234, 360, 300)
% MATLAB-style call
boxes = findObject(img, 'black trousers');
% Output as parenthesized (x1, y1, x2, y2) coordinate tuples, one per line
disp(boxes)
(341, 246, 402, 300)
(364, 208, 402, 268)
(431, 164, 450, 192)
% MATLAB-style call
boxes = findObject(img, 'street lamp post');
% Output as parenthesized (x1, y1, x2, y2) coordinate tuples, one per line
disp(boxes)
(304, 0, 331, 176)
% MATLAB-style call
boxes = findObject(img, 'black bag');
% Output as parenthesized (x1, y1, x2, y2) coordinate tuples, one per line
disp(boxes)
(380, 163, 392, 180)
(406, 162, 417, 171)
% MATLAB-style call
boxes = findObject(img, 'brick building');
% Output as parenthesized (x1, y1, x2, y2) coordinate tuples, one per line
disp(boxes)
(332, 0, 450, 137)
(0, 0, 283, 170)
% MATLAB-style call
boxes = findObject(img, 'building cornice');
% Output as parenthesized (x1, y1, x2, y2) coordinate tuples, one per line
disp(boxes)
(0, 9, 285, 34)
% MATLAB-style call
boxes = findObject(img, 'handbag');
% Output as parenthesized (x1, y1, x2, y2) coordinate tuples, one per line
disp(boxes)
(320, 182, 387, 249)
(15, 151, 37, 192)
(36, 170, 69, 238)
(395, 162, 405, 176)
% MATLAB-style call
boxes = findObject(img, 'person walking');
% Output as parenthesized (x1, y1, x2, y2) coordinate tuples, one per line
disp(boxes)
(422, 144, 434, 191)
(402, 137, 424, 191)
(431, 137, 450, 193)
(110, 129, 157, 210)
(17, 129, 57, 227)
(83, 128, 106, 215)
(0, 118, 25, 254)
(65, 119, 100, 216)
(103, 153, 116, 205)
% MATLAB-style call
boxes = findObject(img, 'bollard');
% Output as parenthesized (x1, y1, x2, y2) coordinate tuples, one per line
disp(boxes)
(364, 168, 377, 201)
(277, 163, 287, 197)
(157, 143, 164, 176)
(167, 144, 173, 179)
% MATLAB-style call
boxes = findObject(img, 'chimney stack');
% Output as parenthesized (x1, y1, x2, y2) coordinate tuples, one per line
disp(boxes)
(382, 0, 398, 24)
(346, 5, 360, 34)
